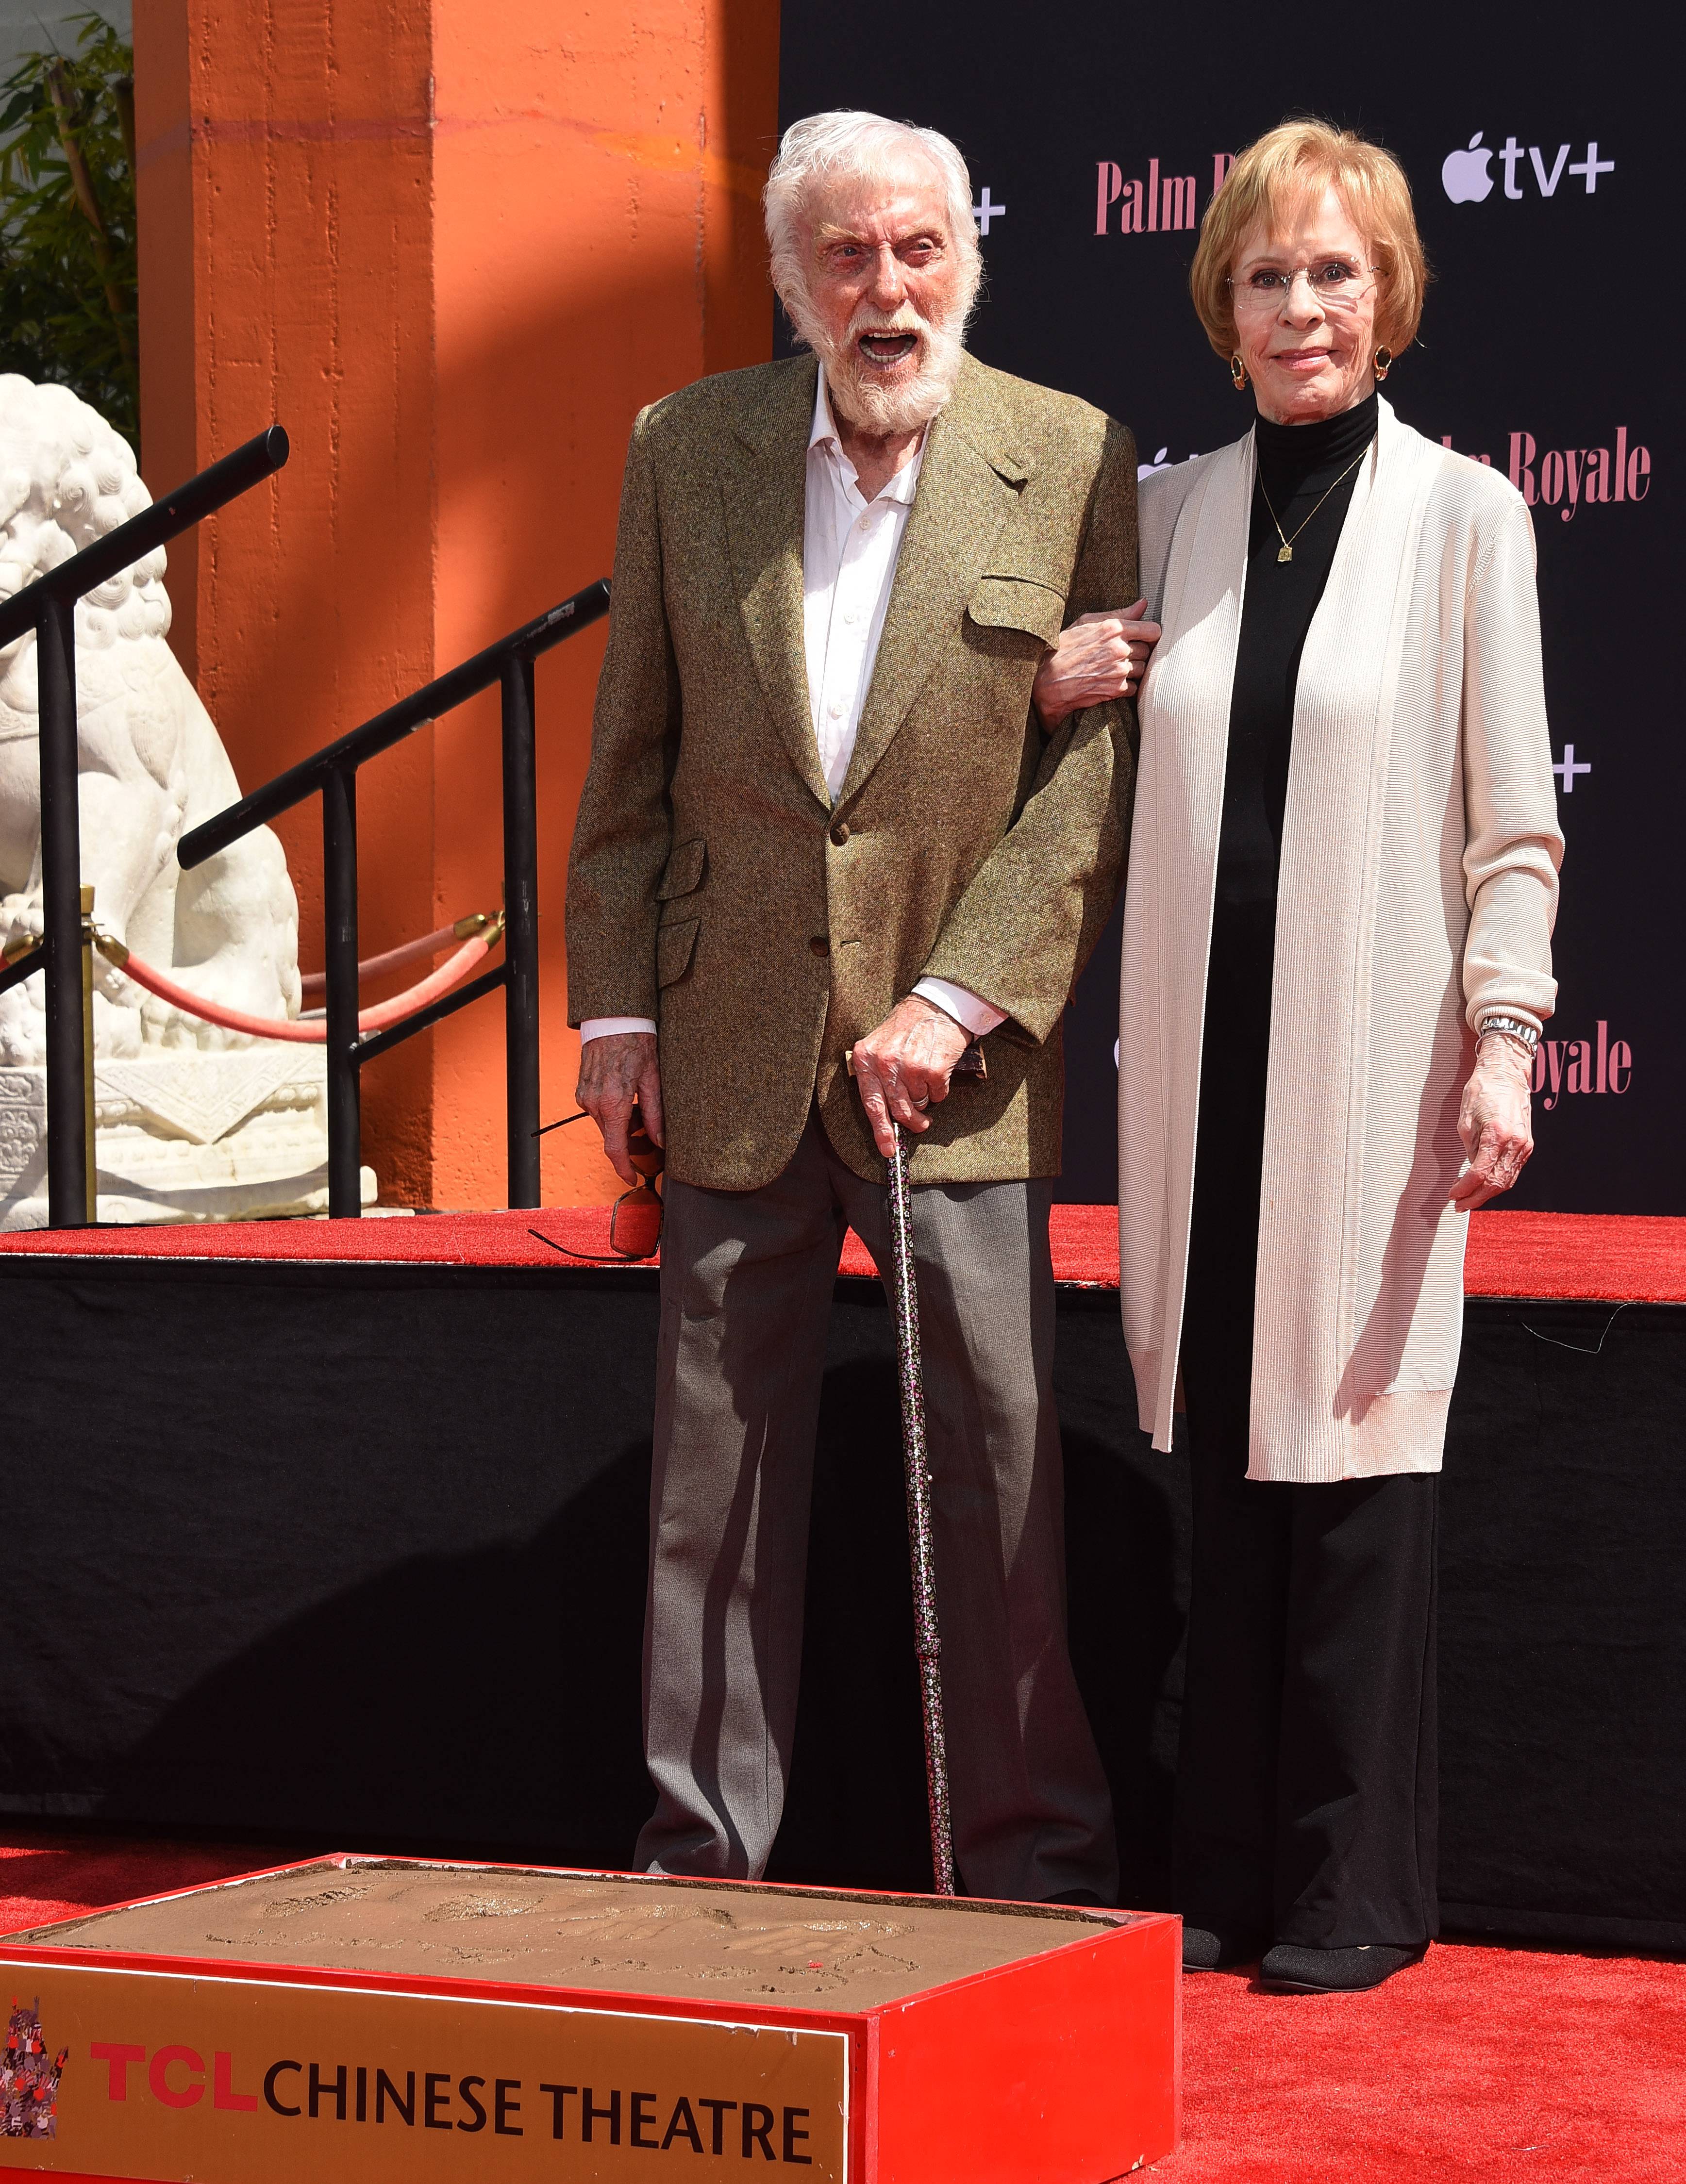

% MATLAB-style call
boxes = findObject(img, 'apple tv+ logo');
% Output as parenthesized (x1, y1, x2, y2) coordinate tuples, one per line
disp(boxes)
(1442, 132, 1614, 204)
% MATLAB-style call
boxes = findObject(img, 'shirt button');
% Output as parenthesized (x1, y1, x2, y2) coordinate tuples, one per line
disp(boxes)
(830, 821, 851, 846)
(809, 936, 831, 957)
(828, 699, 844, 719)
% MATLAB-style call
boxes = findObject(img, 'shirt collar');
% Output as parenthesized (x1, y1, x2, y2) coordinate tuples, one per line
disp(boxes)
(811, 364, 925, 505)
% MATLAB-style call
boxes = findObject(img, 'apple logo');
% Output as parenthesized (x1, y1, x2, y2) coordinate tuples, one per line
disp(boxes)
(1137, 446, 1172, 481)
(1442, 133, 1495, 204)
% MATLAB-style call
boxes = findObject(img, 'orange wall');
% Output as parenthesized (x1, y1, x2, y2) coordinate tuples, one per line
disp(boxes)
(133, 0, 780, 1206)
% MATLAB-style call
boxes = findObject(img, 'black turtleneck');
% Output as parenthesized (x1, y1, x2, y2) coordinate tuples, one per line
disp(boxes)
(1217, 390, 1378, 908)
(1183, 391, 1378, 1380)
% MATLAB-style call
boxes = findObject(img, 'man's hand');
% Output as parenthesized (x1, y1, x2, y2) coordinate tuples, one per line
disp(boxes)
(1450, 1032, 1535, 1210)
(1032, 599, 1163, 731)
(851, 995, 971, 1158)
(577, 1030, 663, 1186)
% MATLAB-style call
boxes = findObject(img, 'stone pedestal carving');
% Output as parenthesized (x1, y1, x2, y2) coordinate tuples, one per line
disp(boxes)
(0, 1052, 374, 1229)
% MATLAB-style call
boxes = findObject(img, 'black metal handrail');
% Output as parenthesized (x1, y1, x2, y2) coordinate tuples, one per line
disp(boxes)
(0, 427, 290, 1227)
(178, 577, 611, 1217)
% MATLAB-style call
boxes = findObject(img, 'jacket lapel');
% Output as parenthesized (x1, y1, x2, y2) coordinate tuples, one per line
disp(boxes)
(719, 354, 832, 809)
(835, 358, 1030, 807)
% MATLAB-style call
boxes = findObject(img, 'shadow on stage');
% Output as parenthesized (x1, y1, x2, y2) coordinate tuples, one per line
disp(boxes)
(74, 1283, 1189, 1909)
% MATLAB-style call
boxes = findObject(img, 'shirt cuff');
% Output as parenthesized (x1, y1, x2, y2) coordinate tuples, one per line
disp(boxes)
(912, 977, 1008, 1037)
(580, 1016, 658, 1042)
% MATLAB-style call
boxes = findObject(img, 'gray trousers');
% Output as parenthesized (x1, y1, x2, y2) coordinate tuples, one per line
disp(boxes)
(634, 1112, 1118, 1903)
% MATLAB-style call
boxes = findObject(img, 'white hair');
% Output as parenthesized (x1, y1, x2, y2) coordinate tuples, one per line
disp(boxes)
(764, 109, 983, 328)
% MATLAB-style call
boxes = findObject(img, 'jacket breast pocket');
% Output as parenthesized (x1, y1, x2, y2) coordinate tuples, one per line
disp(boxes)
(657, 917, 699, 989)
(966, 574, 1067, 649)
(657, 837, 706, 900)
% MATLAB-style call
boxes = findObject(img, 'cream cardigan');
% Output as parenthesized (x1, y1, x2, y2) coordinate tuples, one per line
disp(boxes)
(1118, 400, 1563, 1482)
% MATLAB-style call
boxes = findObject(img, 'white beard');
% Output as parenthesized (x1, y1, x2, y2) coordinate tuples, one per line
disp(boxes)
(788, 294, 967, 436)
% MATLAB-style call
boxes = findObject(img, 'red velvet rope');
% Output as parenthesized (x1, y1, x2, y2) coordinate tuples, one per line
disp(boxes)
(298, 915, 490, 997)
(95, 927, 500, 1043)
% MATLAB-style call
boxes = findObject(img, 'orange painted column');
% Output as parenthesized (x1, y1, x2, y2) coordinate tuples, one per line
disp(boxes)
(133, 0, 780, 1206)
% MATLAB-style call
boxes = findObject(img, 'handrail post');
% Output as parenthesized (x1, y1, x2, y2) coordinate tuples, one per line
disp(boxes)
(323, 765, 362, 1216)
(80, 884, 98, 1221)
(37, 595, 88, 1228)
(501, 653, 540, 1208)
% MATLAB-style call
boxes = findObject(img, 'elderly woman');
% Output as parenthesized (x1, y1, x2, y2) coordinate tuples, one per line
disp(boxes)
(1111, 121, 1563, 1992)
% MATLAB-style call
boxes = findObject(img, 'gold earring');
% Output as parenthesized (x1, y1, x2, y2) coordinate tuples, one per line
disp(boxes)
(1373, 345, 1393, 381)
(1230, 352, 1247, 391)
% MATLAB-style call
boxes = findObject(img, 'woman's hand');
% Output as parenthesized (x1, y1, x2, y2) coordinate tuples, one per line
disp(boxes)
(1450, 1032, 1535, 1209)
(1032, 600, 1163, 731)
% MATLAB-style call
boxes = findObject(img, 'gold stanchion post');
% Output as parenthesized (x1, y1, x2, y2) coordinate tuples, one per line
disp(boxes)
(80, 882, 96, 1222)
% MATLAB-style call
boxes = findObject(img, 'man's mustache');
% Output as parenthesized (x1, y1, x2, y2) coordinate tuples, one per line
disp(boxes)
(845, 309, 934, 344)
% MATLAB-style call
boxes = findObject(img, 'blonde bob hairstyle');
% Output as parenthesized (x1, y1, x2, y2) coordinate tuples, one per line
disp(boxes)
(1190, 119, 1428, 363)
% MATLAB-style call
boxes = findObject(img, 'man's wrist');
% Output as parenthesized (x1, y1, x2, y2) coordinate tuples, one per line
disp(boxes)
(580, 1016, 657, 1043)
(912, 976, 1007, 1037)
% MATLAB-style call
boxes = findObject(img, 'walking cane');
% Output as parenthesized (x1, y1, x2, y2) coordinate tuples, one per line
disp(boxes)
(847, 1041, 986, 1898)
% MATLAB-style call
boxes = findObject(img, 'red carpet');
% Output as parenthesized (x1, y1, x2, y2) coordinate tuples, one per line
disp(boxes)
(3, 1833, 1681, 2180)
(3, 1201, 1681, 1300)
(0, 1832, 312, 1936)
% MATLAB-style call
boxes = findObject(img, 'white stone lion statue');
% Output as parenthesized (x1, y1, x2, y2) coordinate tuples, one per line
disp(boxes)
(0, 373, 300, 1059)
(0, 376, 355, 1224)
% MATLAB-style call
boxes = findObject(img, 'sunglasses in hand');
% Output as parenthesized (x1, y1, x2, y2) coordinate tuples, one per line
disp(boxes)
(529, 1100, 664, 1261)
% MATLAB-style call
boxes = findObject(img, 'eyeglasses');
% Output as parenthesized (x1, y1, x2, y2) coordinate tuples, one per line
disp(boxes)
(528, 1100, 665, 1260)
(1227, 262, 1378, 315)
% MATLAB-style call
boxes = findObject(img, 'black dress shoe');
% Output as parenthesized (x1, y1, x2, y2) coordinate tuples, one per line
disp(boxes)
(1259, 1942, 1423, 1993)
(1182, 1925, 1268, 1971)
(1041, 1888, 1106, 1907)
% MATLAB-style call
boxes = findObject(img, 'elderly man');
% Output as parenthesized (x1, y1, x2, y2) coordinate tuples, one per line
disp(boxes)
(567, 109, 1152, 1903)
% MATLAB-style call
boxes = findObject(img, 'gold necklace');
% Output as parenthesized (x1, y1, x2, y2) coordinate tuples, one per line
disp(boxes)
(1255, 436, 1375, 563)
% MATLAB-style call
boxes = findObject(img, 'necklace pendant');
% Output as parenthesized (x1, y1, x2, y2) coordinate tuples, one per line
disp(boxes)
(1277, 544, 1293, 563)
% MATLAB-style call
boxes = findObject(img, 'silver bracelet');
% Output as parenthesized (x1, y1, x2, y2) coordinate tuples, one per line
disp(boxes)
(1476, 1013, 1540, 1054)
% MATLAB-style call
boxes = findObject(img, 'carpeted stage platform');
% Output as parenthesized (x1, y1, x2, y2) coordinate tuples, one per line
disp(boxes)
(1, 1206, 1682, 1958)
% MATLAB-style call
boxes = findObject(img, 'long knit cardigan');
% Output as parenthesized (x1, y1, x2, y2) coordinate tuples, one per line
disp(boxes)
(1118, 400, 1563, 1482)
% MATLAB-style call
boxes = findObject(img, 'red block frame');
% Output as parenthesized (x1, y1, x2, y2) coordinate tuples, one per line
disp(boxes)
(0, 1854, 1180, 2183)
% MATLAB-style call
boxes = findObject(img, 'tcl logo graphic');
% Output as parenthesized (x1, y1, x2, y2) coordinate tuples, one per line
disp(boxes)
(92, 2042, 257, 2110)
(1441, 134, 1613, 203)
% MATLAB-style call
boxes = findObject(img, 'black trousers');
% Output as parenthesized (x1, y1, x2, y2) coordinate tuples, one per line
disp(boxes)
(1175, 902, 1440, 1951)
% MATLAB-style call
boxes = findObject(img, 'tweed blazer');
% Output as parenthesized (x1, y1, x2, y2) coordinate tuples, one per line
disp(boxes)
(567, 352, 1139, 1191)
(1118, 402, 1562, 1482)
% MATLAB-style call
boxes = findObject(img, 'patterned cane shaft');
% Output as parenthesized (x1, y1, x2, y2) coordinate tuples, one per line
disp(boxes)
(886, 1129, 957, 1897)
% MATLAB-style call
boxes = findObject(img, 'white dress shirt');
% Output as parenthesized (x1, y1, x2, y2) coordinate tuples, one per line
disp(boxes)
(582, 367, 1004, 1045)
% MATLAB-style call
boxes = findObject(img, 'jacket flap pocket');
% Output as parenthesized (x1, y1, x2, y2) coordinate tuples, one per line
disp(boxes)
(967, 575, 1066, 646)
(657, 918, 699, 989)
(657, 837, 706, 900)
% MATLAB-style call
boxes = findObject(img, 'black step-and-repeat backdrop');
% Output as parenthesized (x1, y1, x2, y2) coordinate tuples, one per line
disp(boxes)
(778, 1, 1674, 1212)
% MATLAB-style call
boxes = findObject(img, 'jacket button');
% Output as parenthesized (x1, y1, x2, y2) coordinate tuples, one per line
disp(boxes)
(830, 821, 851, 846)
(809, 936, 830, 958)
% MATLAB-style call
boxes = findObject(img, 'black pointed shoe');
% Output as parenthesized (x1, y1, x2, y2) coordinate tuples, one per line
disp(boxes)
(1183, 1926, 1269, 1972)
(1258, 1942, 1423, 1993)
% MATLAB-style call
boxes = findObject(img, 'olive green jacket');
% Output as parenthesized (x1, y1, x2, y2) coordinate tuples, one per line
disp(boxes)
(566, 350, 1139, 1190)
